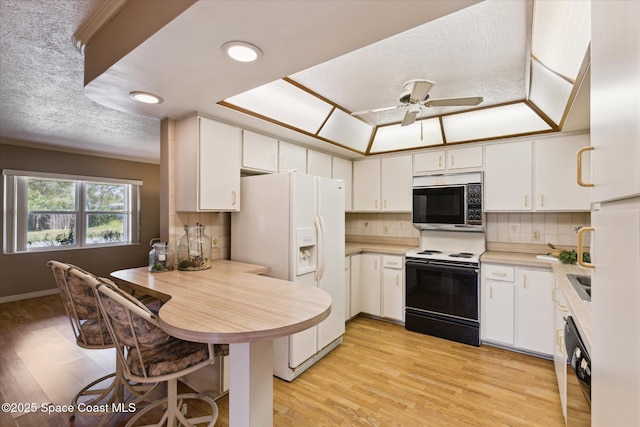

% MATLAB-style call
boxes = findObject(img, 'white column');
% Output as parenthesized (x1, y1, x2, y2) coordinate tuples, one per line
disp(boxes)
(229, 340, 274, 426)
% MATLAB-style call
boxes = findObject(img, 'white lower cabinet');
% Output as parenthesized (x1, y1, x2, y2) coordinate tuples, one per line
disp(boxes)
(483, 277, 515, 345)
(482, 263, 555, 356)
(382, 256, 404, 322)
(360, 254, 381, 316)
(348, 252, 405, 322)
(344, 256, 351, 322)
(515, 268, 555, 355)
(349, 254, 361, 318)
(553, 285, 569, 421)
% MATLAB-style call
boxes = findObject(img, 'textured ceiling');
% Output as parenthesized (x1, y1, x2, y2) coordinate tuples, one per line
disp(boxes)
(291, 1, 528, 125)
(0, 0, 589, 164)
(0, 0, 159, 162)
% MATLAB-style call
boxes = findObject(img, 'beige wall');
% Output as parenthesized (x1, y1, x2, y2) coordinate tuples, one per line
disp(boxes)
(0, 142, 161, 300)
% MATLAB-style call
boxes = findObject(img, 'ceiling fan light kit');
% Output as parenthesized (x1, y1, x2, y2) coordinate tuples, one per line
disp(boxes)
(351, 78, 484, 128)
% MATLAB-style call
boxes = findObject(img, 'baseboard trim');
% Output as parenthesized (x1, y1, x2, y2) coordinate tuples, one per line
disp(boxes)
(0, 288, 59, 304)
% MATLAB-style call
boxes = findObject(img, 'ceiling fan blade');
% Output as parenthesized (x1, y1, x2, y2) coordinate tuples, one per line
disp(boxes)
(350, 104, 404, 116)
(405, 79, 435, 103)
(424, 96, 484, 107)
(401, 109, 419, 126)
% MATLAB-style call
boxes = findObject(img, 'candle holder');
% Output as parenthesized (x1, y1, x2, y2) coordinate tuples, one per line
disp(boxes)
(148, 240, 174, 272)
(177, 224, 212, 271)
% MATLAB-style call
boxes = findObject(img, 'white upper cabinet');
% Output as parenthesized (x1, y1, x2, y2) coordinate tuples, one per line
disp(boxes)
(242, 130, 278, 173)
(332, 156, 352, 211)
(307, 150, 332, 178)
(413, 146, 483, 175)
(381, 155, 412, 211)
(353, 155, 412, 212)
(485, 140, 533, 211)
(414, 150, 446, 173)
(447, 146, 483, 170)
(176, 115, 241, 212)
(353, 158, 381, 211)
(278, 141, 307, 173)
(534, 134, 591, 211)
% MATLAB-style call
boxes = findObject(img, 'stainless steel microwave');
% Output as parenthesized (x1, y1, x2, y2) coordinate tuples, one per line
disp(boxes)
(412, 172, 483, 232)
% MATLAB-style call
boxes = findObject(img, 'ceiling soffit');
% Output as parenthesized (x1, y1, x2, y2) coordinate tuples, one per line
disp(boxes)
(219, 0, 591, 155)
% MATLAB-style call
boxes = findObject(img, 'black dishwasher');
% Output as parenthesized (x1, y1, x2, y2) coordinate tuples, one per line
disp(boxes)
(564, 316, 591, 426)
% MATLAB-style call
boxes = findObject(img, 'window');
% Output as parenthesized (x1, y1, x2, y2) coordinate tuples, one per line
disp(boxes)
(3, 170, 141, 253)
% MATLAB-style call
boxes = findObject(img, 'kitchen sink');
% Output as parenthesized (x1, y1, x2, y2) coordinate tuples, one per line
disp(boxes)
(567, 274, 591, 302)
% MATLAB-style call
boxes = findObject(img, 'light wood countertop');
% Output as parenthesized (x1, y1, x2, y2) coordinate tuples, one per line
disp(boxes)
(481, 251, 592, 354)
(111, 260, 331, 344)
(345, 242, 417, 256)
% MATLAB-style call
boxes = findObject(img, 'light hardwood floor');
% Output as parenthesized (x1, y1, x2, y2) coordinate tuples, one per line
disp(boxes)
(0, 294, 565, 426)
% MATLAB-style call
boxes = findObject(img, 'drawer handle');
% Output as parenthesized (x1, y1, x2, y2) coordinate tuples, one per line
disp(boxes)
(492, 272, 507, 277)
(232, 191, 237, 205)
(387, 261, 398, 265)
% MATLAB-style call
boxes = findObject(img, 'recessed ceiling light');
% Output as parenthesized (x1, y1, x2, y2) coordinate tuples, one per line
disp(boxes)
(129, 91, 163, 104)
(222, 41, 262, 62)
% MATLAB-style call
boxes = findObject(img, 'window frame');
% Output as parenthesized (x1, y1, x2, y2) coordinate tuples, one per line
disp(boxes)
(3, 169, 142, 254)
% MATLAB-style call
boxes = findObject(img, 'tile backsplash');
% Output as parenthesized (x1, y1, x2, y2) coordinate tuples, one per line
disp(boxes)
(485, 212, 591, 247)
(346, 211, 591, 248)
(346, 213, 420, 239)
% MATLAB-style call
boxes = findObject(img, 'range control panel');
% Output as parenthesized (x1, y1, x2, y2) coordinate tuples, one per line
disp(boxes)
(466, 183, 483, 225)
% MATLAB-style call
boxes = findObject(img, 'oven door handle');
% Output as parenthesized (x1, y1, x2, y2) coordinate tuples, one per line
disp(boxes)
(406, 260, 478, 274)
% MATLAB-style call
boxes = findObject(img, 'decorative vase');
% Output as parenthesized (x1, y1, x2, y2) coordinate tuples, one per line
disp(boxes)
(177, 224, 212, 271)
(148, 240, 174, 272)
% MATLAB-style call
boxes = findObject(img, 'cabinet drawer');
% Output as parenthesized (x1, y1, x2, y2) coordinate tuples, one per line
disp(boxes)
(383, 256, 403, 269)
(483, 264, 514, 282)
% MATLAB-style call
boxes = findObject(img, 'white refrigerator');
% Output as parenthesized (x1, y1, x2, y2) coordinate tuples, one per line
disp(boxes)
(231, 172, 345, 381)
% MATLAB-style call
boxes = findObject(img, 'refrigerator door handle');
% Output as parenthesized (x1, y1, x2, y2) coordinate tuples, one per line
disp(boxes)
(314, 215, 323, 281)
(318, 216, 327, 280)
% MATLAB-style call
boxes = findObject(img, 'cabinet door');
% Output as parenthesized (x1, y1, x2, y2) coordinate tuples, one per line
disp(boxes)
(349, 254, 362, 317)
(278, 141, 307, 173)
(332, 157, 352, 212)
(591, 0, 640, 203)
(344, 256, 351, 321)
(515, 268, 555, 355)
(242, 130, 278, 172)
(381, 155, 412, 212)
(360, 254, 381, 316)
(483, 279, 514, 345)
(553, 286, 569, 420)
(447, 146, 483, 170)
(199, 117, 242, 211)
(353, 159, 381, 211)
(307, 150, 332, 178)
(382, 260, 404, 321)
(591, 205, 640, 426)
(413, 150, 445, 174)
(485, 141, 533, 211)
(534, 134, 591, 211)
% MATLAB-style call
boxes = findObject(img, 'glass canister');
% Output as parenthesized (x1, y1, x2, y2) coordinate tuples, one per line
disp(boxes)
(177, 224, 212, 271)
(148, 240, 175, 272)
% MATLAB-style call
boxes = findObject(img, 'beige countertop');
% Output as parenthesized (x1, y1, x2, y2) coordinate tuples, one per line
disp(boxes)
(345, 241, 417, 256)
(111, 260, 331, 344)
(481, 251, 592, 354)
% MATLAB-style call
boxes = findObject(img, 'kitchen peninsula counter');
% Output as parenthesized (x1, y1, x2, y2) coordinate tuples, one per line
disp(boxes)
(481, 251, 592, 354)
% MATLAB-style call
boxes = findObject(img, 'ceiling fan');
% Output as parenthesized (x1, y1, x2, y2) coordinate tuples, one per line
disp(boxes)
(351, 79, 484, 127)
